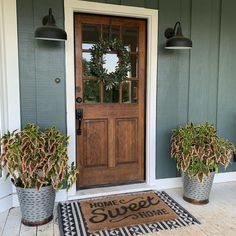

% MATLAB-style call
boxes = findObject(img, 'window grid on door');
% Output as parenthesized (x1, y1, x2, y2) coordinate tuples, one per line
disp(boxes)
(81, 23, 139, 104)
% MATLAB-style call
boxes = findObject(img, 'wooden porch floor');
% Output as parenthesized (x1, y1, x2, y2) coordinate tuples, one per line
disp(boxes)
(0, 181, 236, 236)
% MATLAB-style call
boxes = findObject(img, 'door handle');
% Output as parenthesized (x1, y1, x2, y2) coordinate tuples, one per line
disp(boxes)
(76, 108, 83, 135)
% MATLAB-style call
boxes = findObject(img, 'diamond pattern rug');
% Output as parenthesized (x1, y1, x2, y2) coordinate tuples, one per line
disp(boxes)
(58, 190, 200, 236)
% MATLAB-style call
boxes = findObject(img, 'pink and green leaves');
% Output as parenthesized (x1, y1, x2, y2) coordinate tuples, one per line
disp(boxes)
(0, 123, 79, 190)
(171, 123, 235, 182)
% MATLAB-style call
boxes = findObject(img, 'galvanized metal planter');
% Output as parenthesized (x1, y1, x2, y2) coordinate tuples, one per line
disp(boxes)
(182, 172, 215, 205)
(16, 185, 56, 226)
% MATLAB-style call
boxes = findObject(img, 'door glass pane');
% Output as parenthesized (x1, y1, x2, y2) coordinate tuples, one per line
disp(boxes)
(82, 52, 92, 76)
(122, 80, 138, 103)
(127, 54, 138, 78)
(104, 85, 119, 103)
(83, 80, 100, 103)
(103, 25, 120, 40)
(103, 53, 119, 73)
(122, 27, 138, 52)
(82, 24, 100, 50)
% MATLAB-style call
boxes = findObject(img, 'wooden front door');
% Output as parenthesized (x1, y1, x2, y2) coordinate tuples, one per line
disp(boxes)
(75, 14, 146, 189)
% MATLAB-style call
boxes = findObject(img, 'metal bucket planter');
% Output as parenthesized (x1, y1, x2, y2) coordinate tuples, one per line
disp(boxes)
(182, 172, 215, 205)
(16, 185, 56, 226)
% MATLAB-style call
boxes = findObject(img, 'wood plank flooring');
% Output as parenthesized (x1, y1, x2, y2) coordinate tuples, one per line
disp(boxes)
(0, 181, 236, 236)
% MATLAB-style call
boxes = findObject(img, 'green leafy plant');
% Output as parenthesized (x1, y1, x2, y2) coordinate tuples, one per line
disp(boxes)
(90, 38, 131, 90)
(0, 123, 79, 190)
(171, 123, 235, 182)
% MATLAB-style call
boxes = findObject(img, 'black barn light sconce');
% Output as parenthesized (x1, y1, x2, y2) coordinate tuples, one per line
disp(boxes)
(164, 21, 192, 49)
(35, 8, 67, 41)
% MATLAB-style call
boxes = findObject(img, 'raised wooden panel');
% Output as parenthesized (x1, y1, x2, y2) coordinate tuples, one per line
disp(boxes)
(115, 118, 138, 165)
(83, 119, 108, 168)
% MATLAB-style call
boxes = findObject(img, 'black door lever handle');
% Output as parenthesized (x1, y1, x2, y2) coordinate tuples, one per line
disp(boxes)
(76, 108, 83, 135)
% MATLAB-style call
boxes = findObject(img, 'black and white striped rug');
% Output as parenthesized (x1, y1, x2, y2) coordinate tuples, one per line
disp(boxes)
(58, 191, 200, 236)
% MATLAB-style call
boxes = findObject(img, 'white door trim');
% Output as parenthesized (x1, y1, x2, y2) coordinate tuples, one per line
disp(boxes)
(0, 0, 21, 212)
(64, 0, 158, 197)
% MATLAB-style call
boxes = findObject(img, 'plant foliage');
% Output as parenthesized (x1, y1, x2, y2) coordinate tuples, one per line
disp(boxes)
(171, 123, 235, 182)
(0, 123, 79, 190)
(90, 38, 131, 90)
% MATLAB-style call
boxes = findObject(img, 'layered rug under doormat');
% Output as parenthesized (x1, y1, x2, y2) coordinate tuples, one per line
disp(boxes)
(58, 190, 200, 236)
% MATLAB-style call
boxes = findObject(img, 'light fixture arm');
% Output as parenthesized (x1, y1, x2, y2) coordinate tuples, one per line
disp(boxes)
(165, 21, 183, 39)
(42, 8, 56, 26)
(173, 21, 181, 33)
(164, 21, 192, 49)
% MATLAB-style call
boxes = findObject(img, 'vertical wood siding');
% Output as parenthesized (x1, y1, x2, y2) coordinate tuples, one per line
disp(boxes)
(17, 0, 236, 178)
(188, 0, 220, 124)
(217, 0, 236, 172)
(156, 0, 191, 178)
(17, 0, 66, 133)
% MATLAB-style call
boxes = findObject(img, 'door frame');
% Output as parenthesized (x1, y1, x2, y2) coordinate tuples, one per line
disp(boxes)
(0, 0, 21, 212)
(64, 0, 158, 197)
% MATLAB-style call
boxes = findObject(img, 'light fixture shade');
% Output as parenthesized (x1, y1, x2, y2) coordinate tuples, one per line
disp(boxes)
(35, 26, 67, 41)
(165, 36, 192, 49)
(164, 21, 192, 49)
(35, 8, 67, 41)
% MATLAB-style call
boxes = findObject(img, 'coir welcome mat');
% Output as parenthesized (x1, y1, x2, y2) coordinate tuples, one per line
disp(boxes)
(58, 191, 200, 236)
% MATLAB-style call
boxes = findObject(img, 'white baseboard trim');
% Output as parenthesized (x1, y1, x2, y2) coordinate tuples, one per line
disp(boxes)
(6, 171, 236, 209)
(68, 183, 151, 201)
(55, 189, 68, 202)
(152, 171, 236, 190)
(0, 194, 12, 213)
(213, 171, 236, 183)
(152, 177, 182, 190)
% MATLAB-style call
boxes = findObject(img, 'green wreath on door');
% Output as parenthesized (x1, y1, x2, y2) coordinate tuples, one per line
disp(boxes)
(89, 38, 131, 90)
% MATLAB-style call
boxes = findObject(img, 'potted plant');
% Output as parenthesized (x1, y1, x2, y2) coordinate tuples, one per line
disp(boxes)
(171, 122, 235, 205)
(0, 123, 79, 226)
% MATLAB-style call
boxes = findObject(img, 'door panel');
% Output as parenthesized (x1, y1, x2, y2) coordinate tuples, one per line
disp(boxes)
(83, 119, 108, 168)
(75, 14, 146, 189)
(115, 118, 138, 165)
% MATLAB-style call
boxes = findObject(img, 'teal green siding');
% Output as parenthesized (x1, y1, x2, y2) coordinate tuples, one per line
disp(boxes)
(188, 0, 220, 124)
(17, 0, 236, 179)
(217, 0, 236, 172)
(17, 0, 37, 123)
(17, 0, 66, 133)
(156, 0, 191, 178)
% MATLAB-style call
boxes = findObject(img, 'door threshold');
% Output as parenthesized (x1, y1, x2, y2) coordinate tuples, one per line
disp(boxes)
(68, 183, 155, 201)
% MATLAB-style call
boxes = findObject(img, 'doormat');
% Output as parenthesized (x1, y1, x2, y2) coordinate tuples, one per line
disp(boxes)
(58, 191, 200, 236)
